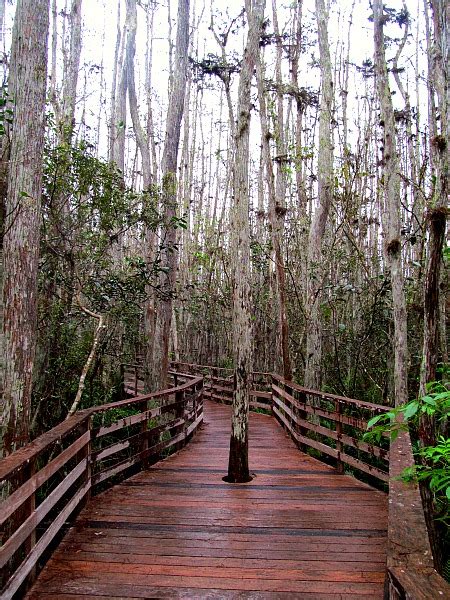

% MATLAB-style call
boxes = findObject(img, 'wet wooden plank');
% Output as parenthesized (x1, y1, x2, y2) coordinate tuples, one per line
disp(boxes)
(27, 401, 387, 599)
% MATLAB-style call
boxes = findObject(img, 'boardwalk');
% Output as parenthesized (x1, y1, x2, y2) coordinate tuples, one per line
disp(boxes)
(26, 401, 388, 599)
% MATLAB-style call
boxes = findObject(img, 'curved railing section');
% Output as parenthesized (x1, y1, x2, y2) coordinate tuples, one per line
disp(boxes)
(271, 373, 390, 482)
(0, 373, 204, 599)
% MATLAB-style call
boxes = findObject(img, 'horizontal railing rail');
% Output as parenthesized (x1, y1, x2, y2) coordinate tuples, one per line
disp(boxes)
(0, 372, 204, 599)
(170, 361, 273, 412)
(271, 373, 390, 483)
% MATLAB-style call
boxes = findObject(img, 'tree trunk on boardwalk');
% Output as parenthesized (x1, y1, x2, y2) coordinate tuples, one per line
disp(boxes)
(304, 0, 333, 391)
(1, 0, 50, 455)
(373, 0, 408, 408)
(227, 0, 265, 484)
(151, 0, 190, 391)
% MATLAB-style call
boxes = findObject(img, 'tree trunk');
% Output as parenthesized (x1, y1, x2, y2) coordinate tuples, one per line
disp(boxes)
(226, 0, 265, 484)
(373, 0, 408, 408)
(304, 0, 333, 391)
(151, 0, 190, 391)
(60, 0, 83, 143)
(1, 0, 50, 455)
(255, 51, 292, 380)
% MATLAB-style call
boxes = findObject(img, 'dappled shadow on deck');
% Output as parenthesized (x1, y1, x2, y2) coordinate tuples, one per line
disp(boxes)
(27, 401, 387, 599)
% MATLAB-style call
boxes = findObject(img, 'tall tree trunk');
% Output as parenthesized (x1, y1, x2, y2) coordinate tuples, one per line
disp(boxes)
(151, 0, 190, 391)
(304, 0, 333, 391)
(419, 0, 448, 402)
(1, 0, 50, 455)
(227, 0, 265, 484)
(59, 0, 83, 143)
(373, 0, 408, 408)
(255, 52, 292, 380)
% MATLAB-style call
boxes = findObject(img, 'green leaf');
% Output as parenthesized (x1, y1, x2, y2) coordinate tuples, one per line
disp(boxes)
(367, 414, 383, 429)
(403, 402, 419, 420)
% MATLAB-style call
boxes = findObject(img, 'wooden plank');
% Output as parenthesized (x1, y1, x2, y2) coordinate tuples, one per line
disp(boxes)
(250, 390, 272, 400)
(273, 386, 368, 430)
(272, 374, 389, 413)
(273, 406, 339, 460)
(0, 412, 89, 482)
(386, 426, 450, 598)
(339, 453, 388, 483)
(2, 479, 91, 600)
(273, 398, 388, 462)
(0, 431, 90, 526)
(0, 459, 88, 568)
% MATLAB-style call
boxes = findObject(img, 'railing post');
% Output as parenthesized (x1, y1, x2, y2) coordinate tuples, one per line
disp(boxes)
(175, 387, 184, 421)
(134, 365, 138, 396)
(22, 456, 37, 563)
(284, 380, 294, 435)
(270, 375, 275, 415)
(140, 399, 150, 467)
(119, 363, 125, 396)
(335, 400, 344, 474)
(76, 414, 92, 504)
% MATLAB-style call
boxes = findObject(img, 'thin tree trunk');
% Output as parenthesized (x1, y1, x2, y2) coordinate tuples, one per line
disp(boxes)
(255, 51, 292, 380)
(1, 0, 50, 455)
(227, 0, 265, 484)
(59, 0, 83, 143)
(151, 0, 190, 391)
(304, 0, 333, 391)
(373, 0, 408, 408)
(67, 297, 106, 417)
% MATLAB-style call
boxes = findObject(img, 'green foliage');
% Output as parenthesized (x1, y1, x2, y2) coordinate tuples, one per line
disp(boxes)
(365, 382, 450, 525)
(0, 87, 13, 136)
(364, 382, 450, 444)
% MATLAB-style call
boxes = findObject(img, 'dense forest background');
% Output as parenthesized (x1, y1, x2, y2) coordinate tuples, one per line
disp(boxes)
(0, 0, 447, 453)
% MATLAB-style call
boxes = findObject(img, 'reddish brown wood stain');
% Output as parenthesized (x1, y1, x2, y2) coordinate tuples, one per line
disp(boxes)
(26, 401, 387, 599)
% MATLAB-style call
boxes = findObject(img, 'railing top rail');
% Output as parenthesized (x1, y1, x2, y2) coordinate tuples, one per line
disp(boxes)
(0, 373, 203, 480)
(0, 411, 90, 482)
(171, 360, 271, 378)
(93, 375, 203, 413)
(271, 373, 389, 412)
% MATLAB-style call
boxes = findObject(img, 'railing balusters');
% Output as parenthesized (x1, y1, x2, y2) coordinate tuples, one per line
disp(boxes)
(0, 371, 204, 598)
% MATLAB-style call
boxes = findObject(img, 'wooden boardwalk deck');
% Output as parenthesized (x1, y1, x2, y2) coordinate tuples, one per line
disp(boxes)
(26, 401, 388, 599)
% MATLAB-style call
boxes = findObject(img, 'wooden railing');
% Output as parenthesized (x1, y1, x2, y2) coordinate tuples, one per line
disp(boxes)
(170, 361, 273, 411)
(0, 373, 204, 599)
(271, 373, 390, 483)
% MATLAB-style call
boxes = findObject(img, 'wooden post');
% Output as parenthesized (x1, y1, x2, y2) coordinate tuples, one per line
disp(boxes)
(335, 400, 344, 474)
(23, 457, 37, 562)
(140, 399, 150, 468)
(284, 380, 294, 435)
(175, 388, 184, 421)
(119, 363, 125, 396)
(134, 365, 138, 396)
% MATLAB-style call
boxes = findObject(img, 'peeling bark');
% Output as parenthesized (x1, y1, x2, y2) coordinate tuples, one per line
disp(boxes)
(227, 0, 265, 484)
(304, 0, 334, 391)
(373, 0, 408, 408)
(1, 0, 50, 455)
(151, 0, 190, 392)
